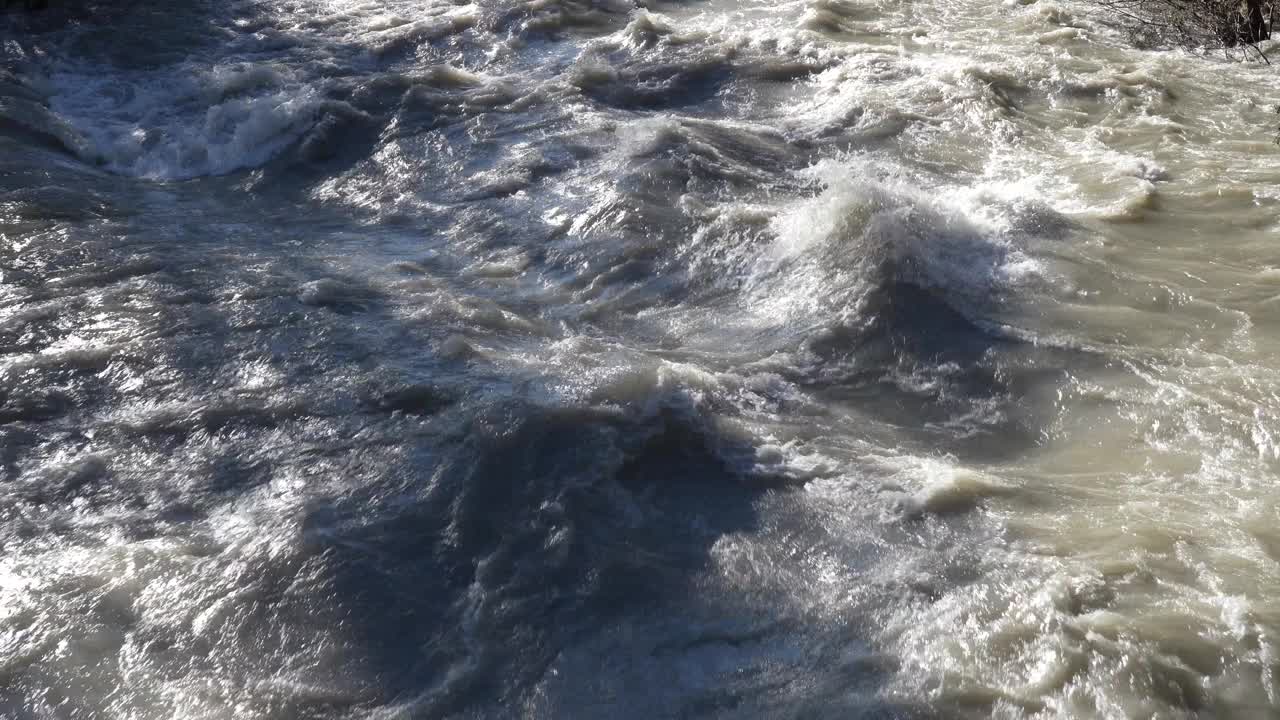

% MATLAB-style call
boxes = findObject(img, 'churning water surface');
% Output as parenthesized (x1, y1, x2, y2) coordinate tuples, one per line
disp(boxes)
(2, 0, 1279, 718)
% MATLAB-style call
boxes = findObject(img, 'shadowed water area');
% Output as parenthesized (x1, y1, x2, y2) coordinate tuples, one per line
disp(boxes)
(1, 0, 1279, 717)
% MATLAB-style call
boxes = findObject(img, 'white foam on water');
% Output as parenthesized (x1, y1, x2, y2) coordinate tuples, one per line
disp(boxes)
(729, 156, 1046, 331)
(5, 0, 1280, 716)
(43, 61, 325, 179)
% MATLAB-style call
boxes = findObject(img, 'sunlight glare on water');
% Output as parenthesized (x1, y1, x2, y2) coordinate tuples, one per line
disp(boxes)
(1, 0, 1279, 717)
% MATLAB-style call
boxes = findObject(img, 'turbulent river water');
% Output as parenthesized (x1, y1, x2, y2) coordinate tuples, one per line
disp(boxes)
(2, 0, 1280, 717)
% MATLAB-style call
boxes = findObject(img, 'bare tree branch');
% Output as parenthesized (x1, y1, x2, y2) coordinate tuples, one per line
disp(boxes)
(1093, 0, 1274, 55)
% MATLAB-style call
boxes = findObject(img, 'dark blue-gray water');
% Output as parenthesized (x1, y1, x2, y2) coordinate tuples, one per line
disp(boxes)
(3, 1, 1280, 718)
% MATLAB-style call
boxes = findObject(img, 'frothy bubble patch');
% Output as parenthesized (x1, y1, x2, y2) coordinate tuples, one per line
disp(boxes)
(737, 157, 1044, 326)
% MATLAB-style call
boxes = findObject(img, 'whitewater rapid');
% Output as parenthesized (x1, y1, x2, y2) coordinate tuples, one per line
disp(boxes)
(2, 0, 1279, 717)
